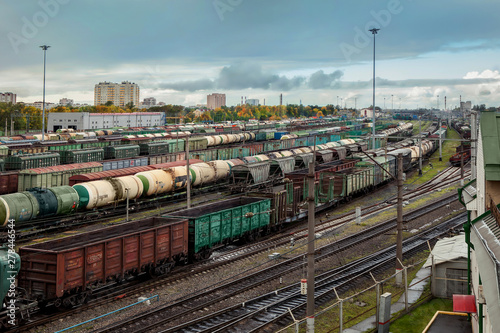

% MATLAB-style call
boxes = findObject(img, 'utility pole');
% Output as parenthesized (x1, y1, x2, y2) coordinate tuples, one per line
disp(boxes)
(460, 149, 464, 180)
(396, 154, 403, 285)
(186, 136, 191, 208)
(125, 188, 130, 221)
(419, 116, 422, 175)
(439, 130, 443, 162)
(306, 159, 315, 333)
(471, 111, 477, 179)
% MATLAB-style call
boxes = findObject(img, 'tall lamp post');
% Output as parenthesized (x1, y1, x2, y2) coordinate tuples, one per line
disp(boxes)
(40, 45, 50, 142)
(369, 28, 380, 149)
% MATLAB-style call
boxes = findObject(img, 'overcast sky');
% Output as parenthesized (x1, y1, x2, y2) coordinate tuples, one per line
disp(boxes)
(1, 0, 500, 108)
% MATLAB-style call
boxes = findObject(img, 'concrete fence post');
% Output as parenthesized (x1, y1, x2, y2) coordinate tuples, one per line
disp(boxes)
(378, 292, 392, 333)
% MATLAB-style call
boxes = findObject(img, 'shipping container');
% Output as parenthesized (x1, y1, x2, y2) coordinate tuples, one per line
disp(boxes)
(18, 217, 189, 304)
(164, 197, 270, 260)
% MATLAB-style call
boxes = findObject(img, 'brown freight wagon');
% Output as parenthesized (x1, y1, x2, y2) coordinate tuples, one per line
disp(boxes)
(0, 171, 19, 195)
(284, 159, 357, 184)
(18, 217, 188, 307)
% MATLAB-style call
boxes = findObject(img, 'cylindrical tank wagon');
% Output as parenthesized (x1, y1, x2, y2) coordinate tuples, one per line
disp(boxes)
(0, 186, 78, 226)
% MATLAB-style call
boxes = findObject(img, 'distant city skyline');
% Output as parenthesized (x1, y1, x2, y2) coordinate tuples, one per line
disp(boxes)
(1, 1, 500, 108)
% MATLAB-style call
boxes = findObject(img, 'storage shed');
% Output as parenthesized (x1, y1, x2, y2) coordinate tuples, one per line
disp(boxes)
(424, 234, 468, 299)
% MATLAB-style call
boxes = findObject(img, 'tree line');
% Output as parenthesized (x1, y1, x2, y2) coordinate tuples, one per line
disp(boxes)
(0, 101, 358, 132)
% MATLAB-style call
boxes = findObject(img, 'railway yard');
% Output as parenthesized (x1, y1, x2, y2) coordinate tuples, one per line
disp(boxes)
(0, 117, 471, 332)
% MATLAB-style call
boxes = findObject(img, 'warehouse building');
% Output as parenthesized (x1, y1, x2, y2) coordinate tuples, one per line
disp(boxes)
(47, 112, 165, 131)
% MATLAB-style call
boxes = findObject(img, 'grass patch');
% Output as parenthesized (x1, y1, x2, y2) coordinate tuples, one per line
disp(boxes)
(389, 298, 453, 333)
(287, 251, 431, 333)
(405, 128, 462, 185)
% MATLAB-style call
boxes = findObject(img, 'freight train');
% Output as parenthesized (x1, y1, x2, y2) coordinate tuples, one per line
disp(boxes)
(449, 120, 471, 166)
(0, 128, 438, 328)
(0, 197, 272, 326)
(0, 122, 414, 195)
(0, 123, 425, 227)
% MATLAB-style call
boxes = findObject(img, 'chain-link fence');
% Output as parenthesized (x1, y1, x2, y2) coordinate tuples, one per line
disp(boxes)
(277, 258, 432, 333)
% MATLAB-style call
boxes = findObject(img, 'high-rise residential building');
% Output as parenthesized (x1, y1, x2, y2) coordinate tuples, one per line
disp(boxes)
(0, 92, 16, 104)
(94, 81, 140, 107)
(207, 93, 226, 110)
(59, 98, 74, 106)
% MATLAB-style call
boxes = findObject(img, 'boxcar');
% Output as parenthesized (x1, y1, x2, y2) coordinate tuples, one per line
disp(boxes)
(189, 148, 218, 162)
(0, 171, 18, 194)
(139, 141, 169, 156)
(101, 157, 148, 171)
(17, 162, 103, 191)
(5, 152, 60, 170)
(18, 217, 188, 307)
(59, 148, 104, 164)
(104, 145, 140, 159)
(188, 137, 208, 151)
(164, 197, 271, 260)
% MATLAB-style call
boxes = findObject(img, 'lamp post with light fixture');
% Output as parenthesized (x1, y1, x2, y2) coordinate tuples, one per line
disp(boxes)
(40, 45, 50, 141)
(369, 28, 380, 149)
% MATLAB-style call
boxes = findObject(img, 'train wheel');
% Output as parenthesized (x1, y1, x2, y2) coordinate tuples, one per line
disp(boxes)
(54, 298, 62, 308)
(202, 249, 212, 260)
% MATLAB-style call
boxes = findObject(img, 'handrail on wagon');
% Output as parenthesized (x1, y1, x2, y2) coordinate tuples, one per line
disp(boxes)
(54, 294, 159, 332)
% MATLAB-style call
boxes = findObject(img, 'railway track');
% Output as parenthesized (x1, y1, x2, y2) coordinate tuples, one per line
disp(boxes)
(17, 160, 462, 332)
(166, 213, 465, 333)
(95, 200, 465, 333)
(13, 134, 462, 331)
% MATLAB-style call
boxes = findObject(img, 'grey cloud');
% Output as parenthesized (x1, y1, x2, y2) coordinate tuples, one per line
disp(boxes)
(480, 90, 491, 96)
(216, 63, 304, 91)
(157, 63, 308, 92)
(270, 76, 305, 91)
(308, 70, 344, 89)
(160, 79, 215, 92)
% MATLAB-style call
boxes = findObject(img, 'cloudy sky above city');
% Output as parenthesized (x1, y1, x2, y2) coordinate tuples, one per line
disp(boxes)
(1, 0, 500, 108)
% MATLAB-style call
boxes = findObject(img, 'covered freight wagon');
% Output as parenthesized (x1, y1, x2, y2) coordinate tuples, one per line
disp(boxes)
(5, 152, 60, 170)
(59, 148, 104, 164)
(164, 197, 271, 260)
(18, 217, 188, 307)
(104, 145, 140, 159)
